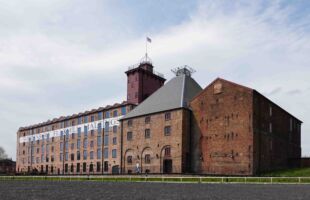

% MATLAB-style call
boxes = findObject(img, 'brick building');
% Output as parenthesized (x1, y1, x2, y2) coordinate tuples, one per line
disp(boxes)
(190, 78, 302, 175)
(121, 67, 202, 174)
(0, 159, 16, 175)
(16, 58, 302, 176)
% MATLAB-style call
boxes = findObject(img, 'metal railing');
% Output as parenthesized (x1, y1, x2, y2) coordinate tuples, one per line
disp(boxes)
(1, 176, 310, 184)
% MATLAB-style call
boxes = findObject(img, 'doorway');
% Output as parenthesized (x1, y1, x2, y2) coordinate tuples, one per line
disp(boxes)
(163, 159, 172, 174)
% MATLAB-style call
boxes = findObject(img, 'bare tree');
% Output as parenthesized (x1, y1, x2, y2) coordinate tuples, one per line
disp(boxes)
(0, 146, 8, 159)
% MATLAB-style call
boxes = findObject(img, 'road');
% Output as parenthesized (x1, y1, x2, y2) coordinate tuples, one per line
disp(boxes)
(0, 181, 309, 200)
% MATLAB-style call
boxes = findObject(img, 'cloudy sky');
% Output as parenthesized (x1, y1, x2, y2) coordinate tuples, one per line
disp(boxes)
(0, 0, 310, 159)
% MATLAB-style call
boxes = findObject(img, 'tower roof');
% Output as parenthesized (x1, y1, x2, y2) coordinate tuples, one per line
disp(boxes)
(122, 73, 202, 120)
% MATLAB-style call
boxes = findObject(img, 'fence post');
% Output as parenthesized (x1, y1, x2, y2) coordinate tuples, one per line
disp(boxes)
(299, 177, 301, 183)
(271, 177, 273, 184)
(222, 177, 224, 183)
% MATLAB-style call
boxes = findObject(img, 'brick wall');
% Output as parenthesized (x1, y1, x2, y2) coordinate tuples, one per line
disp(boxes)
(190, 79, 254, 175)
(121, 109, 190, 174)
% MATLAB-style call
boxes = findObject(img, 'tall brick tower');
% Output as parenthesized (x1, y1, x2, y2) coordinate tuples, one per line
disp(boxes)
(125, 55, 166, 104)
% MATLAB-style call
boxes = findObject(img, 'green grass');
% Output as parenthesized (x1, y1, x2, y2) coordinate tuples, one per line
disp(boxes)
(201, 177, 222, 183)
(262, 168, 310, 177)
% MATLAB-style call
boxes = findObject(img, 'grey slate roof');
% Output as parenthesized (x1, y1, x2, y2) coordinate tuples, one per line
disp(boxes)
(123, 74, 202, 119)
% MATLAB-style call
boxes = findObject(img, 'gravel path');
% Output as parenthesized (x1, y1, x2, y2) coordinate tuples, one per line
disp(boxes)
(0, 181, 309, 200)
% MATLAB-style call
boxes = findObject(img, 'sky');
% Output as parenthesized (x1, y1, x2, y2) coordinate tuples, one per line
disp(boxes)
(0, 0, 310, 160)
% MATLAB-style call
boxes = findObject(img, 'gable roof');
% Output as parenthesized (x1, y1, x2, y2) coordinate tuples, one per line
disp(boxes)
(191, 77, 302, 123)
(123, 74, 202, 120)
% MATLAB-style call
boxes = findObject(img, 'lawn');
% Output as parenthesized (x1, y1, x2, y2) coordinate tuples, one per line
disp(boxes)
(262, 168, 310, 177)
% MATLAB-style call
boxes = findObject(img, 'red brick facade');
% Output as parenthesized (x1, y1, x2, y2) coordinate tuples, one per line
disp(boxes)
(121, 109, 191, 174)
(190, 78, 302, 175)
(126, 63, 165, 104)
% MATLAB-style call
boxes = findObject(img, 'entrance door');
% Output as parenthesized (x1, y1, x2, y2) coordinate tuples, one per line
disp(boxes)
(112, 165, 119, 174)
(163, 159, 172, 174)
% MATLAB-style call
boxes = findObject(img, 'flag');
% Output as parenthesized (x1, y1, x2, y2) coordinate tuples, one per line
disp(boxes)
(146, 37, 152, 43)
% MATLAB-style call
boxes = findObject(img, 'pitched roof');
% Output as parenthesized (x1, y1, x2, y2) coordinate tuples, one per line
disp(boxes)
(123, 74, 202, 119)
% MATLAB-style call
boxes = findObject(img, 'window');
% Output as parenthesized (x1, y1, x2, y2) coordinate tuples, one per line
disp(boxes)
(105, 112, 110, 118)
(60, 153, 63, 161)
(83, 139, 88, 148)
(269, 123, 273, 133)
(71, 120, 75, 126)
(127, 132, 133, 141)
(65, 130, 69, 139)
(164, 126, 171, 136)
(112, 149, 117, 158)
(164, 147, 171, 157)
(104, 161, 108, 172)
(98, 112, 103, 120)
(84, 126, 88, 137)
(113, 137, 117, 145)
(70, 164, 74, 173)
(77, 128, 81, 138)
(71, 143, 74, 150)
(77, 163, 80, 173)
(84, 116, 88, 123)
(269, 105, 273, 117)
(91, 115, 95, 122)
(65, 164, 68, 173)
(60, 142, 63, 152)
(145, 116, 151, 124)
(145, 129, 151, 139)
(97, 136, 102, 146)
(97, 162, 101, 172)
(78, 117, 82, 124)
(65, 141, 69, 151)
(165, 112, 171, 121)
(83, 150, 87, 160)
(121, 107, 126, 115)
(51, 146, 54, 152)
(77, 139, 81, 149)
(128, 120, 133, 127)
(145, 154, 151, 164)
(97, 149, 102, 159)
(77, 151, 80, 160)
(105, 122, 110, 132)
(72, 133, 75, 139)
(127, 156, 132, 165)
(104, 148, 108, 158)
(91, 130, 95, 136)
(97, 123, 102, 134)
(46, 144, 49, 154)
(71, 153, 75, 161)
(51, 155, 54, 162)
(83, 163, 87, 172)
(104, 135, 109, 146)
(90, 151, 94, 160)
(113, 126, 117, 133)
(65, 152, 68, 161)
(90, 140, 94, 148)
(113, 110, 118, 117)
(46, 133, 50, 142)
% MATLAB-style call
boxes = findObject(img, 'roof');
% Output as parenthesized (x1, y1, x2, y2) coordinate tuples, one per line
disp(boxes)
(18, 101, 135, 131)
(123, 74, 202, 120)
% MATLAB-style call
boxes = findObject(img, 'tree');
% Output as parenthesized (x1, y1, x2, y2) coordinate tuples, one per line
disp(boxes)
(0, 146, 8, 159)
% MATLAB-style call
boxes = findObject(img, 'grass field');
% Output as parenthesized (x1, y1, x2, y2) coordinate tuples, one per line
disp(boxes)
(262, 168, 310, 177)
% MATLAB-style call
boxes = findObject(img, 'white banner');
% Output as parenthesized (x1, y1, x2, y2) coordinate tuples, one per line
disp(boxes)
(19, 115, 123, 143)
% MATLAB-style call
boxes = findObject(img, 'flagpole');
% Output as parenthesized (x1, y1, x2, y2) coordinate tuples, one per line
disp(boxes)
(146, 38, 148, 57)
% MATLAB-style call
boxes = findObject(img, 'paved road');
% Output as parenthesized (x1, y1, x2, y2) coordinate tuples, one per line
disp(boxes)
(0, 181, 309, 200)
